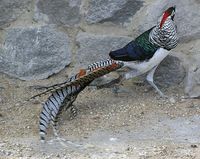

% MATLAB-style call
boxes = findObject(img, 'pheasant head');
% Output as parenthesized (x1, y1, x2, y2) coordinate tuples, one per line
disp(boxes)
(150, 6, 178, 50)
(160, 6, 176, 29)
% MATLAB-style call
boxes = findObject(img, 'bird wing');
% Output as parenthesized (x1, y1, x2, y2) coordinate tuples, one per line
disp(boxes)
(109, 27, 159, 62)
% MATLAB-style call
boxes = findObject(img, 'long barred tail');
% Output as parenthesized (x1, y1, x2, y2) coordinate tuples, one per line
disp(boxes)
(31, 59, 123, 99)
(39, 84, 83, 142)
(70, 59, 124, 86)
(30, 73, 83, 99)
(38, 59, 124, 141)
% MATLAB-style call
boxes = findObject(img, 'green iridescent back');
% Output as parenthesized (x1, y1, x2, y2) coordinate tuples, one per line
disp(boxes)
(135, 27, 159, 58)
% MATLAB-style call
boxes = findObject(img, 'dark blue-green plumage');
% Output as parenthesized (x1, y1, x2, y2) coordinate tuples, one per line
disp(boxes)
(109, 27, 159, 61)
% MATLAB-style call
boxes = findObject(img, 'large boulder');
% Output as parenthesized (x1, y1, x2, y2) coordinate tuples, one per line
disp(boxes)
(85, 0, 143, 24)
(34, 0, 81, 26)
(0, 0, 31, 27)
(185, 64, 200, 98)
(184, 40, 200, 98)
(0, 26, 71, 80)
(155, 55, 185, 87)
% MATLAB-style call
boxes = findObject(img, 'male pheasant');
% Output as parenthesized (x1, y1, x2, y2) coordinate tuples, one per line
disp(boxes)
(109, 6, 178, 97)
(33, 6, 178, 142)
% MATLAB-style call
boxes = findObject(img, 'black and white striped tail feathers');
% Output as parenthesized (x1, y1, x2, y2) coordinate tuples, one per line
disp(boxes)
(31, 59, 123, 99)
(30, 73, 81, 99)
(39, 84, 85, 141)
(87, 58, 115, 71)
(39, 59, 124, 141)
(75, 59, 124, 85)
(69, 105, 78, 120)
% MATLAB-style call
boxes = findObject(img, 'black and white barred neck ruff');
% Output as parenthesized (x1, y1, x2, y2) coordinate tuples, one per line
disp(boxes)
(149, 17, 178, 50)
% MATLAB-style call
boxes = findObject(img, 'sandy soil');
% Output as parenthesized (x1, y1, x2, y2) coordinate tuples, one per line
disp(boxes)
(0, 72, 200, 159)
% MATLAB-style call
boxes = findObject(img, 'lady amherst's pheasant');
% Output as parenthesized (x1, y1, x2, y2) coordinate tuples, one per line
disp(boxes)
(31, 6, 178, 142)
(33, 59, 123, 141)
(109, 6, 178, 97)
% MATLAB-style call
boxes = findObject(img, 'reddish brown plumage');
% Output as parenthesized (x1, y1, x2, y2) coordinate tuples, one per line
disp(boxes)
(160, 12, 169, 28)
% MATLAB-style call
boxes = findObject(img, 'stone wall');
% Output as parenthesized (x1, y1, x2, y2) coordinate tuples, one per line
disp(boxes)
(0, 0, 199, 97)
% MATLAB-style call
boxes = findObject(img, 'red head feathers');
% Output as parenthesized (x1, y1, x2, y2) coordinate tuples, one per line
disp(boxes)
(160, 6, 176, 29)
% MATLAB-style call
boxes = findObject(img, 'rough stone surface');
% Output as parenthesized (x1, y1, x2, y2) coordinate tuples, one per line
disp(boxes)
(34, 0, 81, 26)
(185, 47, 200, 98)
(185, 64, 200, 98)
(177, 39, 200, 98)
(0, 26, 71, 80)
(0, 0, 31, 27)
(136, 0, 200, 42)
(155, 55, 186, 87)
(76, 32, 132, 68)
(86, 0, 143, 24)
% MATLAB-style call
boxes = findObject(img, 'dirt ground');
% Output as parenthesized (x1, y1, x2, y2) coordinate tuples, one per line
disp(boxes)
(0, 72, 200, 159)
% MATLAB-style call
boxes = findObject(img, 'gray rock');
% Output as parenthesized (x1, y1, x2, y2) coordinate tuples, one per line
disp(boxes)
(0, 26, 71, 80)
(86, 0, 143, 24)
(185, 54, 200, 98)
(75, 32, 132, 68)
(136, 0, 200, 42)
(155, 55, 186, 87)
(34, 0, 81, 26)
(0, 0, 31, 27)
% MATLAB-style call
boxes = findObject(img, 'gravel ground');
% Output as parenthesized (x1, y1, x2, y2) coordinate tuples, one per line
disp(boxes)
(0, 73, 200, 159)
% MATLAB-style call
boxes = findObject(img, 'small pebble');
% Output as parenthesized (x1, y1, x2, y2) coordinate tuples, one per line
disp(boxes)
(181, 98, 186, 102)
(84, 144, 95, 148)
(56, 154, 60, 157)
(169, 97, 176, 104)
(140, 111, 144, 115)
(31, 100, 40, 105)
(191, 144, 198, 148)
(109, 137, 118, 141)
(15, 103, 20, 106)
(126, 147, 130, 151)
